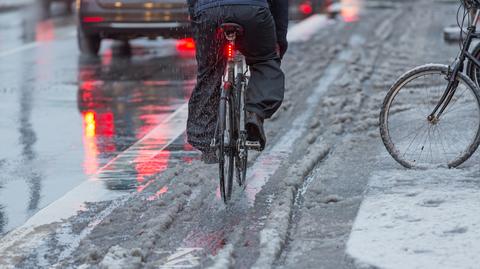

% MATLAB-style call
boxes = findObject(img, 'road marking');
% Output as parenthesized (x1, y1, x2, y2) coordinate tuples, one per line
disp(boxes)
(0, 103, 189, 266)
(155, 248, 203, 268)
(0, 14, 345, 266)
(0, 42, 39, 58)
(346, 166, 480, 269)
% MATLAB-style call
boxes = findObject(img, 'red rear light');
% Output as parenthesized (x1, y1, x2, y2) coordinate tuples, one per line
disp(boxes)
(83, 16, 104, 23)
(226, 43, 234, 58)
(299, 2, 313, 15)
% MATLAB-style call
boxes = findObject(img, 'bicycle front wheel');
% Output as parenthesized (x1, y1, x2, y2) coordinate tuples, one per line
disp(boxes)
(380, 64, 480, 168)
(218, 94, 235, 203)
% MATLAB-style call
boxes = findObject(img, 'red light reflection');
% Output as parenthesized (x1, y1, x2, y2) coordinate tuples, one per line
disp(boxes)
(102, 48, 113, 66)
(135, 150, 170, 184)
(341, 0, 361, 23)
(185, 230, 227, 256)
(84, 111, 96, 137)
(147, 186, 168, 201)
(82, 111, 98, 175)
(81, 110, 116, 176)
(182, 142, 196, 163)
(35, 20, 55, 42)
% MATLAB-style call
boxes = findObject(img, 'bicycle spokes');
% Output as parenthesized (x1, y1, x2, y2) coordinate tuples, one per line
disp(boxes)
(381, 65, 480, 168)
(428, 78, 460, 122)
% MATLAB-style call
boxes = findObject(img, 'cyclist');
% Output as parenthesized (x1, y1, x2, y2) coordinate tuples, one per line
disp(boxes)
(186, 0, 288, 163)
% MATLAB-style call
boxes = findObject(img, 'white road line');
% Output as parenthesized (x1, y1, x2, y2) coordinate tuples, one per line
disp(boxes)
(0, 103, 188, 265)
(0, 42, 39, 58)
(0, 14, 338, 265)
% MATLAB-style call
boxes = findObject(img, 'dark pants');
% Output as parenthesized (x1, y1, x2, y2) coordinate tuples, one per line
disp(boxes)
(187, 5, 285, 151)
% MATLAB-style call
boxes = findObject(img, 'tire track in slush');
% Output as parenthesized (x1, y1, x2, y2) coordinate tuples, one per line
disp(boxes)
(208, 47, 352, 269)
(0, 14, 336, 268)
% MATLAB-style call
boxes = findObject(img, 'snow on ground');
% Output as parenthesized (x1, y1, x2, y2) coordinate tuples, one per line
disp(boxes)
(287, 15, 333, 43)
(347, 165, 480, 269)
(1, 0, 480, 268)
(344, 0, 480, 268)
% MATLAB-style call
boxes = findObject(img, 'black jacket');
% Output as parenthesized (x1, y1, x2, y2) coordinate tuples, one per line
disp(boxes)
(187, 0, 289, 54)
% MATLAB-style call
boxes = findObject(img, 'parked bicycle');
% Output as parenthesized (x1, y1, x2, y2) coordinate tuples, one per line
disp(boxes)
(380, 0, 480, 168)
(212, 23, 261, 203)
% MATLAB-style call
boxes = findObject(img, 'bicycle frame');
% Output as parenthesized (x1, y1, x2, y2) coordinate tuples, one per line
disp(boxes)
(223, 31, 247, 135)
(429, 8, 480, 121)
(212, 29, 247, 148)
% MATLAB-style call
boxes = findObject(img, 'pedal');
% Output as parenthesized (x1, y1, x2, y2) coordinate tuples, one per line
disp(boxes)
(246, 141, 261, 151)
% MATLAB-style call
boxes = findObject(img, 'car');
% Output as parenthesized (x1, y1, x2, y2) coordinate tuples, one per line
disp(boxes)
(41, 0, 75, 13)
(76, 0, 191, 55)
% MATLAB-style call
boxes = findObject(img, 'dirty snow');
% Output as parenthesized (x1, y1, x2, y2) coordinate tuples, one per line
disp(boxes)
(1, 0, 480, 269)
(347, 164, 480, 269)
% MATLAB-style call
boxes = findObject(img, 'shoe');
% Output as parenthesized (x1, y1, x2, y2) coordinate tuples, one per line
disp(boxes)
(201, 150, 218, 164)
(245, 111, 266, 151)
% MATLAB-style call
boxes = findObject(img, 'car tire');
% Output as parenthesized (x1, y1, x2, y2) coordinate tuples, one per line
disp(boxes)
(78, 28, 101, 56)
(66, 0, 74, 13)
(41, 0, 51, 14)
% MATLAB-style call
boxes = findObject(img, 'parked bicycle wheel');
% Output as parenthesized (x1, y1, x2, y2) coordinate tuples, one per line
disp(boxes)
(380, 64, 480, 168)
(218, 92, 235, 203)
(466, 41, 480, 86)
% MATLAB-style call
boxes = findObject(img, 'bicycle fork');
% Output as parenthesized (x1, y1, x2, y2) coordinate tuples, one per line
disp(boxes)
(427, 70, 459, 124)
(428, 9, 480, 123)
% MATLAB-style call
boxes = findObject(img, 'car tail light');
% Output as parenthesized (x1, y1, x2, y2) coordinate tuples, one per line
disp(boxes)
(83, 16, 104, 23)
(176, 38, 196, 51)
(299, 2, 313, 15)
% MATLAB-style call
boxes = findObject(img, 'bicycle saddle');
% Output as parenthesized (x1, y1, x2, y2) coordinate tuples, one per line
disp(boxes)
(220, 23, 244, 36)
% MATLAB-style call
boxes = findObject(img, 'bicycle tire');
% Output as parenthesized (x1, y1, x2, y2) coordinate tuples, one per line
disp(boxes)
(380, 64, 480, 168)
(466, 41, 480, 86)
(234, 74, 247, 187)
(218, 93, 235, 203)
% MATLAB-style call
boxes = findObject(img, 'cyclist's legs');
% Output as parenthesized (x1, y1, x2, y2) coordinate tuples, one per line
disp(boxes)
(187, 5, 285, 151)
(230, 6, 285, 119)
(187, 10, 226, 151)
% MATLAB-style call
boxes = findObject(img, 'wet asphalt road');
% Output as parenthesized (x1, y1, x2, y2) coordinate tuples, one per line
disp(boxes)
(2, 1, 480, 268)
(0, 2, 198, 234)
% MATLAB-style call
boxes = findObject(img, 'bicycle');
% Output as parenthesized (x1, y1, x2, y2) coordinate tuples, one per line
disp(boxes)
(211, 23, 261, 203)
(380, 0, 480, 169)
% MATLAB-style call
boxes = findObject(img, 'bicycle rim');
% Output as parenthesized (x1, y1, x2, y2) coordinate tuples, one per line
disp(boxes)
(381, 65, 480, 168)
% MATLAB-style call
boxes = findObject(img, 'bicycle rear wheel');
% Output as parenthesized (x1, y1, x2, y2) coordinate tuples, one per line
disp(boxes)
(218, 93, 235, 203)
(380, 64, 480, 168)
(233, 74, 247, 187)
